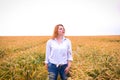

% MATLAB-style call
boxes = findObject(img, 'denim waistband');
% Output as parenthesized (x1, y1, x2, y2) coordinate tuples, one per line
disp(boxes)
(49, 62, 67, 67)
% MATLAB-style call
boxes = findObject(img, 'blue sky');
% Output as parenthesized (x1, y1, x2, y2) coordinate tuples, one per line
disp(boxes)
(0, 0, 120, 36)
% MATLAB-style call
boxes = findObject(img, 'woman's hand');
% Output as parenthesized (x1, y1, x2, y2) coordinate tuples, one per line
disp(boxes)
(65, 66, 70, 74)
(65, 61, 72, 74)
(45, 63, 48, 70)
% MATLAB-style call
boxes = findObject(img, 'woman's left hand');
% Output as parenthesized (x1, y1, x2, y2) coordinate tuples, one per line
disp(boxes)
(65, 66, 70, 74)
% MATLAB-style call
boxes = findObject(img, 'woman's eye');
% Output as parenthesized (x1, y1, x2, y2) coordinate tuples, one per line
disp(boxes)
(59, 28, 63, 30)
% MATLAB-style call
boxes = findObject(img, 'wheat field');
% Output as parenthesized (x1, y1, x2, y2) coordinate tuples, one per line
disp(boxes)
(0, 36, 120, 80)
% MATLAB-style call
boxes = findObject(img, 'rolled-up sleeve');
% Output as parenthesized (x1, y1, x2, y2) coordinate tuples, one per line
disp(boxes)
(67, 39, 73, 61)
(45, 40, 51, 64)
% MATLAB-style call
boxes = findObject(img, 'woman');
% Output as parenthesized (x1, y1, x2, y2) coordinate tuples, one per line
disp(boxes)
(45, 24, 73, 80)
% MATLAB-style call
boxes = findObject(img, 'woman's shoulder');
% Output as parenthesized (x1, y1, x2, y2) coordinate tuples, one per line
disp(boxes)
(46, 39, 52, 45)
(65, 37, 71, 43)
(65, 37, 71, 41)
(46, 38, 54, 43)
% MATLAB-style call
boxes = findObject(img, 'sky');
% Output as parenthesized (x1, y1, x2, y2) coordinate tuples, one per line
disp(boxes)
(0, 0, 120, 36)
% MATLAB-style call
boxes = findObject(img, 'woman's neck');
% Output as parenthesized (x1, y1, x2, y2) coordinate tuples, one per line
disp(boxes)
(57, 35, 63, 40)
(56, 36, 63, 44)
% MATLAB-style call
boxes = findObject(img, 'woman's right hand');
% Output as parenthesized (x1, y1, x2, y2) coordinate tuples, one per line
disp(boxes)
(45, 63, 48, 70)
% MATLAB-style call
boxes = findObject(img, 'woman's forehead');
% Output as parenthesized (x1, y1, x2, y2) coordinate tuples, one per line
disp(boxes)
(58, 26, 64, 28)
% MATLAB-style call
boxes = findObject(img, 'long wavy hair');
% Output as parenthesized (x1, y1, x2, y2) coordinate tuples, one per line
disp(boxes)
(52, 24, 65, 39)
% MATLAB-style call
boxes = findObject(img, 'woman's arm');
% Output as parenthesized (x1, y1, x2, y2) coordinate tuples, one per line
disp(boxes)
(65, 60, 72, 74)
(45, 40, 51, 69)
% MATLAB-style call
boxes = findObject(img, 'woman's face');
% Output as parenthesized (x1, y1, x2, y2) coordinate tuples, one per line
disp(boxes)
(58, 26, 65, 36)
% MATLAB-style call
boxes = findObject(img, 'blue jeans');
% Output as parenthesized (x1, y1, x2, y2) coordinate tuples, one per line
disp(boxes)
(48, 62, 68, 80)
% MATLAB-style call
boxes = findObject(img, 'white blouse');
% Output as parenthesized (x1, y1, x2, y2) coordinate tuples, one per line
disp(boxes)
(45, 37, 73, 65)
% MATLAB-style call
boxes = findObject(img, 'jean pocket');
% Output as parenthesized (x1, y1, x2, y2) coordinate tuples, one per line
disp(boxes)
(48, 62, 52, 68)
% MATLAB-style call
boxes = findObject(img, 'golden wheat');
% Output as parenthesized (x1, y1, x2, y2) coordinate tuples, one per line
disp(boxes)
(0, 36, 120, 80)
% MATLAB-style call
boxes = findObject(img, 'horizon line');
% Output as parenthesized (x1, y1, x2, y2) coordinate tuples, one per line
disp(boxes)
(0, 35, 120, 37)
